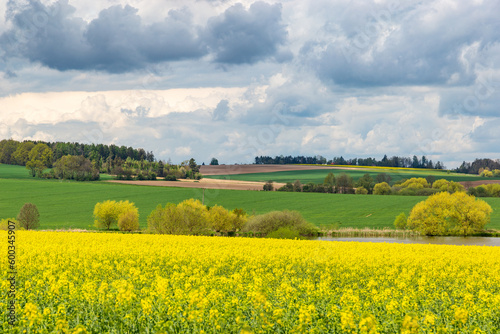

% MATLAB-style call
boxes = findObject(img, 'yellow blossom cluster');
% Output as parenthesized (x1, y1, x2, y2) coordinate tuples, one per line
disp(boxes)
(1, 231, 500, 333)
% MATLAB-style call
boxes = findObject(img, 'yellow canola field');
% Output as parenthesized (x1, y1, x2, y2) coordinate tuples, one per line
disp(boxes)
(1, 231, 500, 333)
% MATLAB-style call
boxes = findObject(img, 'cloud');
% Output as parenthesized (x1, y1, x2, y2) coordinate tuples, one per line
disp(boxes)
(202, 1, 288, 64)
(0, 0, 289, 73)
(212, 99, 230, 121)
(303, 1, 500, 87)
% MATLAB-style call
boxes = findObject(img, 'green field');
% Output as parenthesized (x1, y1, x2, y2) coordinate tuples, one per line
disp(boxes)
(204, 167, 491, 184)
(2, 164, 500, 230)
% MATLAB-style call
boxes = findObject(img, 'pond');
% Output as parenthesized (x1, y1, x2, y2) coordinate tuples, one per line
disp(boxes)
(315, 236, 500, 247)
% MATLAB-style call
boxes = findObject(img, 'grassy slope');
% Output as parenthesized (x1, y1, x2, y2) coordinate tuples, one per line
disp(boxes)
(2, 164, 500, 230)
(204, 167, 492, 184)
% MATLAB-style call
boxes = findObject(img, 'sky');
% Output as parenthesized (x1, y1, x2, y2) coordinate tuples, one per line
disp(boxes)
(0, 0, 499, 168)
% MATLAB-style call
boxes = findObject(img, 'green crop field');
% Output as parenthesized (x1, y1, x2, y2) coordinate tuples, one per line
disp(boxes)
(204, 166, 491, 184)
(1, 164, 500, 230)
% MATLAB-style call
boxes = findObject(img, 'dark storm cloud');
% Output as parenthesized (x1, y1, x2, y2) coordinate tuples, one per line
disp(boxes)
(306, 1, 500, 87)
(0, 1, 204, 73)
(0, 0, 288, 73)
(201, 1, 287, 64)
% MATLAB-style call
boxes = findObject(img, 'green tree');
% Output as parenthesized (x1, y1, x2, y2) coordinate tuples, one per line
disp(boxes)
(373, 182, 392, 195)
(355, 173, 374, 193)
(263, 180, 274, 191)
(407, 192, 492, 236)
(375, 173, 391, 184)
(355, 186, 368, 194)
(336, 173, 354, 194)
(17, 203, 40, 230)
(210, 158, 219, 165)
(0, 139, 19, 164)
(26, 143, 53, 177)
(323, 172, 336, 186)
(399, 178, 430, 190)
(394, 212, 407, 229)
(12, 141, 35, 165)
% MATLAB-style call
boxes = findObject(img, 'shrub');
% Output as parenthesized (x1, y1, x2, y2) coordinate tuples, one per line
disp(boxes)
(263, 181, 274, 191)
(94, 200, 137, 230)
(207, 205, 233, 232)
(118, 210, 140, 232)
(355, 186, 368, 194)
(266, 227, 302, 239)
(242, 210, 318, 237)
(468, 186, 490, 197)
(407, 192, 492, 236)
(373, 182, 392, 195)
(399, 178, 430, 190)
(432, 179, 465, 193)
(393, 213, 407, 230)
(0, 218, 21, 231)
(147, 203, 185, 234)
(17, 203, 40, 230)
(398, 188, 416, 196)
(277, 182, 294, 192)
(415, 188, 440, 196)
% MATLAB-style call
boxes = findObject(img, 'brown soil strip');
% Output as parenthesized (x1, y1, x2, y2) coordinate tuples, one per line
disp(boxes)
(459, 180, 500, 188)
(107, 178, 286, 191)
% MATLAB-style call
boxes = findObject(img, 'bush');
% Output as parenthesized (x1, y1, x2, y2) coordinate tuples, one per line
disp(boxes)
(432, 179, 465, 193)
(147, 203, 185, 234)
(393, 213, 407, 230)
(164, 174, 177, 181)
(277, 182, 294, 192)
(399, 178, 430, 190)
(355, 186, 368, 194)
(17, 203, 40, 230)
(263, 181, 274, 191)
(242, 210, 318, 237)
(398, 188, 416, 196)
(468, 186, 490, 197)
(373, 182, 392, 195)
(0, 218, 21, 231)
(407, 192, 492, 236)
(118, 209, 139, 232)
(266, 227, 302, 240)
(415, 188, 440, 196)
(94, 200, 137, 230)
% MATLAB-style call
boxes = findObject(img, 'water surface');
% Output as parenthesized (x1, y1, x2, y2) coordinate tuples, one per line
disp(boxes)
(316, 236, 500, 247)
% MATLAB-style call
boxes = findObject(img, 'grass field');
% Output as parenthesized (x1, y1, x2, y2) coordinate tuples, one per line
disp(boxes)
(2, 164, 500, 230)
(204, 167, 492, 184)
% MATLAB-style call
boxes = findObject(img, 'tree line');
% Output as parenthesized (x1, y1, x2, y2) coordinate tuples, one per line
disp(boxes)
(255, 154, 445, 169)
(454, 158, 500, 175)
(0, 138, 202, 181)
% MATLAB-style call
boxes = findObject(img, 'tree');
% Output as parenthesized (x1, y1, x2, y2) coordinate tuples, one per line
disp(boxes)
(207, 205, 233, 233)
(12, 141, 35, 165)
(118, 209, 139, 232)
(336, 173, 354, 194)
(376, 173, 392, 184)
(26, 143, 53, 177)
(293, 180, 302, 192)
(407, 192, 492, 236)
(210, 158, 219, 166)
(373, 182, 392, 195)
(355, 186, 368, 194)
(324, 172, 336, 187)
(17, 203, 40, 230)
(94, 200, 137, 230)
(355, 173, 374, 193)
(394, 213, 407, 230)
(189, 158, 200, 173)
(263, 180, 274, 191)
(0, 139, 19, 164)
